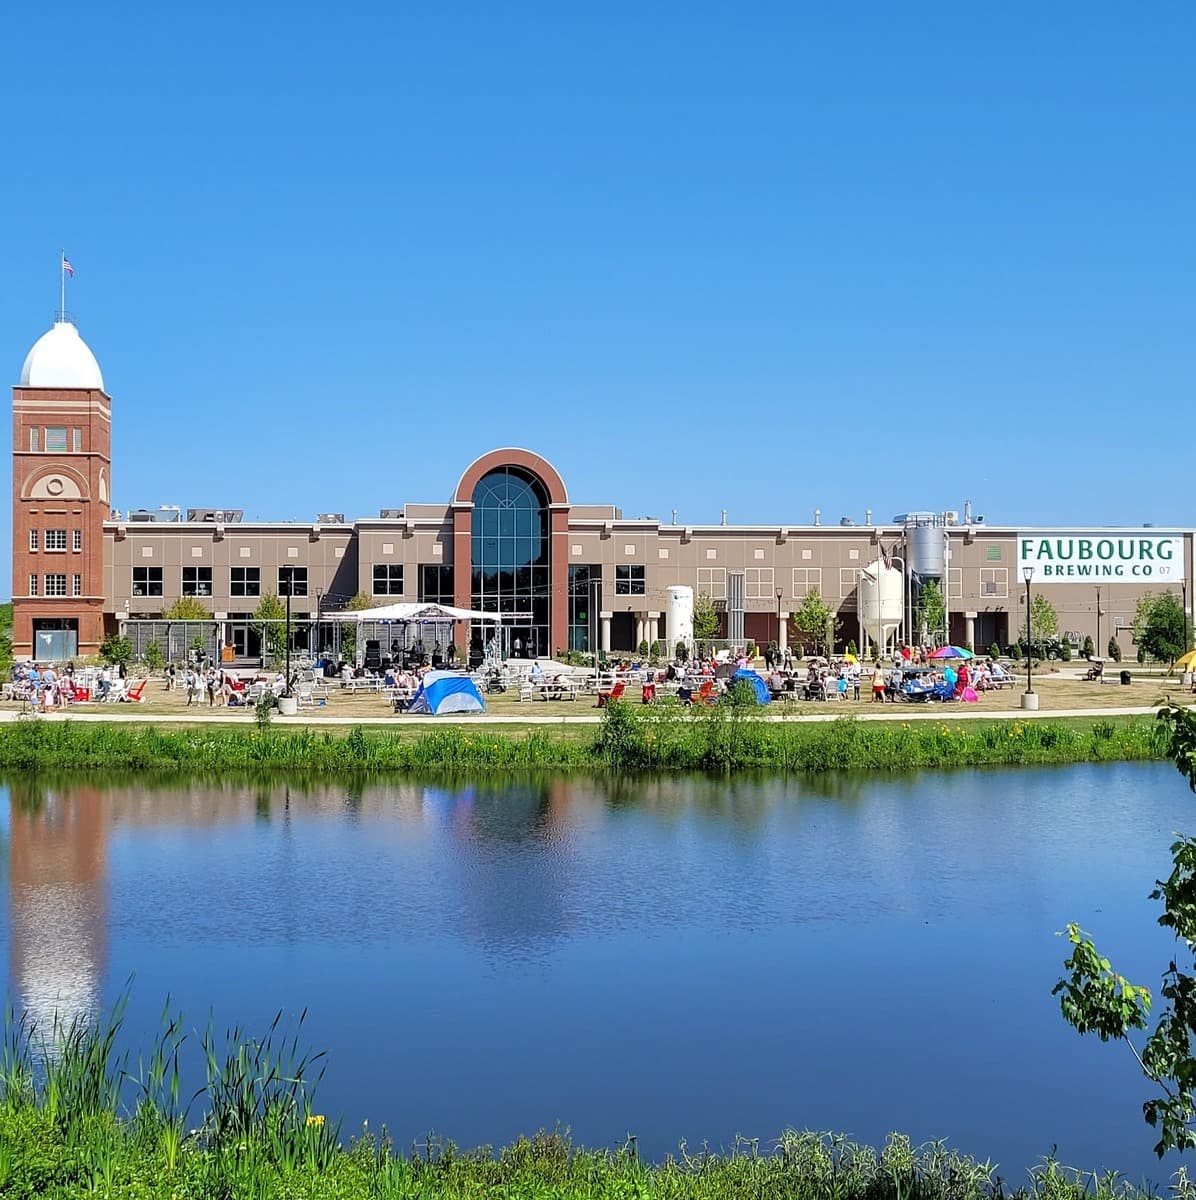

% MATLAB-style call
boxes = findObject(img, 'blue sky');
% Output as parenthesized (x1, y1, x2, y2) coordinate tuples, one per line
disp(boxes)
(3, 1, 1193, 585)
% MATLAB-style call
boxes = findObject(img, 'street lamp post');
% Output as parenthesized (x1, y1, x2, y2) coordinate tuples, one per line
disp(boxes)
(1021, 566, 1038, 710)
(775, 588, 783, 658)
(1095, 587, 1102, 662)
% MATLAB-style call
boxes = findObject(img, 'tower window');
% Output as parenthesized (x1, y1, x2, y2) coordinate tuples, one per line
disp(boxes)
(45, 529, 67, 551)
(44, 427, 68, 453)
(72, 428, 82, 451)
(29, 429, 39, 452)
(72, 574, 82, 597)
(28, 530, 38, 552)
(29, 574, 38, 596)
(73, 530, 82, 552)
(44, 574, 67, 596)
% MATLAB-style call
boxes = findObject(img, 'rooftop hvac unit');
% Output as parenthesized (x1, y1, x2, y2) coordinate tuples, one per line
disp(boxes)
(944, 511, 960, 525)
(128, 510, 155, 522)
(317, 513, 346, 524)
(839, 517, 855, 526)
(379, 508, 403, 519)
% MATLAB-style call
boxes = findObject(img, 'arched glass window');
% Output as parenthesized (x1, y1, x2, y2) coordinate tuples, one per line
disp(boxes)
(471, 467, 550, 658)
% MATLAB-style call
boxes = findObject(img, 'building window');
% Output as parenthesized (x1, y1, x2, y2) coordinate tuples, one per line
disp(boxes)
(697, 567, 726, 599)
(132, 567, 163, 597)
(986, 545, 1002, 562)
(569, 565, 600, 652)
(792, 567, 822, 599)
(980, 567, 1008, 598)
(44, 573, 67, 596)
(615, 565, 645, 595)
(29, 428, 39, 452)
(230, 567, 260, 597)
(45, 529, 67, 551)
(182, 567, 213, 597)
(72, 428, 82, 452)
(72, 574, 82, 597)
(372, 564, 404, 595)
(278, 566, 307, 597)
(44, 427, 68, 453)
(29, 574, 38, 596)
(470, 467, 551, 658)
(420, 564, 454, 605)
(839, 567, 859, 603)
(28, 530, 38, 552)
(73, 529, 82, 552)
(948, 568, 963, 600)
(745, 567, 774, 600)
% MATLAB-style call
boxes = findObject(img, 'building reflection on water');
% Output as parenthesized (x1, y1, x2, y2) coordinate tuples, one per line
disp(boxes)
(6, 781, 108, 1029)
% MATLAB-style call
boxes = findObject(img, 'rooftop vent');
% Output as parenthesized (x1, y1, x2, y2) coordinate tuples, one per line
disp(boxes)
(317, 513, 346, 524)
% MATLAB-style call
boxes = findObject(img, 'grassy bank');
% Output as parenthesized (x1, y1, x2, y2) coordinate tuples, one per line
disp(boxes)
(0, 1004, 1159, 1200)
(0, 704, 1168, 773)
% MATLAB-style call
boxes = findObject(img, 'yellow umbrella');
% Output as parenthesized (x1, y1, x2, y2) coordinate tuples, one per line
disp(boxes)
(842, 652, 858, 664)
(1174, 650, 1196, 672)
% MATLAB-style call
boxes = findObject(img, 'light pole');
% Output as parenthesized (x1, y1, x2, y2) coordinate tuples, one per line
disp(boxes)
(775, 588, 783, 659)
(1095, 587, 1102, 662)
(1021, 566, 1038, 710)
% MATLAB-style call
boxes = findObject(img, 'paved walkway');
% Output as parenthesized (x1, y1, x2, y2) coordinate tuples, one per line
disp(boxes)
(1, 703, 1180, 727)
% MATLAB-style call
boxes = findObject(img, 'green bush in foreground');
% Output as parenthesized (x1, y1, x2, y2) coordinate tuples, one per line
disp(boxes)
(0, 1000, 1166, 1200)
(0, 706, 1169, 774)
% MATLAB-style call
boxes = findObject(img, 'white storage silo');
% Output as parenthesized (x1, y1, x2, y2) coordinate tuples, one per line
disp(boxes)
(858, 560, 904, 654)
(666, 585, 694, 649)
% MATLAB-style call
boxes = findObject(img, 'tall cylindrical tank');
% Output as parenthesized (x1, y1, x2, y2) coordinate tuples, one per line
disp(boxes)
(858, 560, 904, 650)
(666, 585, 694, 648)
(905, 514, 946, 577)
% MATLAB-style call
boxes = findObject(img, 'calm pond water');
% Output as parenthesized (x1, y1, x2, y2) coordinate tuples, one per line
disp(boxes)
(0, 763, 1191, 1182)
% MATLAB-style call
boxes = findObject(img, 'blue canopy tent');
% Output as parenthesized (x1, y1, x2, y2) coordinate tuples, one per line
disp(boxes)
(730, 668, 771, 704)
(407, 670, 486, 715)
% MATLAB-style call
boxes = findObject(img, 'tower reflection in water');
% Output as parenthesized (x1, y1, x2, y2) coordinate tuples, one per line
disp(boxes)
(5, 782, 107, 1029)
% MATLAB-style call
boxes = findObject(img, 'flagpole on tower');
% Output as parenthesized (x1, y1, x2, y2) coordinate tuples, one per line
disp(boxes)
(60, 249, 66, 321)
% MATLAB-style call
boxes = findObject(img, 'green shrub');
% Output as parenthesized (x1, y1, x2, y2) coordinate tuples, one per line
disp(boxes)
(989, 642, 1001, 659)
(1082, 635, 1095, 660)
(1109, 637, 1122, 662)
(143, 641, 165, 673)
(1010, 644, 1021, 661)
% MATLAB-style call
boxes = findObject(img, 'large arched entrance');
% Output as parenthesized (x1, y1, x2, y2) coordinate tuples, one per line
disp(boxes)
(452, 449, 571, 661)
(470, 466, 549, 659)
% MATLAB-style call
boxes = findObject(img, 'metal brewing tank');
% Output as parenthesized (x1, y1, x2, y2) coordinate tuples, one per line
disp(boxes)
(903, 512, 946, 577)
(858, 559, 904, 649)
(666, 585, 694, 648)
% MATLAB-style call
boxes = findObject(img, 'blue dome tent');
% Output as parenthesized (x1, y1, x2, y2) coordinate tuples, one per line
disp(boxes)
(408, 670, 486, 715)
(730, 668, 771, 704)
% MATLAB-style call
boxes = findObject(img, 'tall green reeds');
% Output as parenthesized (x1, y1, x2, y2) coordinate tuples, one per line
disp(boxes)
(0, 705, 1168, 774)
(0, 995, 1169, 1200)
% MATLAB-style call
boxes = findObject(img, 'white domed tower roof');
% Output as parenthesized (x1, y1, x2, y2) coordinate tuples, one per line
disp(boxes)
(19, 320, 104, 390)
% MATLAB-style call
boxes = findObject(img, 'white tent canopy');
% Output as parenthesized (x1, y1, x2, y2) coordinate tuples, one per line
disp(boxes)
(323, 602, 506, 623)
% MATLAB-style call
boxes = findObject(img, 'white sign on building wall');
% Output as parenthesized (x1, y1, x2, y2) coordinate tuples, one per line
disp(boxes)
(1017, 533, 1185, 584)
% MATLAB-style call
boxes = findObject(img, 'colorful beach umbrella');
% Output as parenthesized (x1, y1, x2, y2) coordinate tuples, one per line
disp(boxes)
(928, 645, 974, 660)
(1174, 649, 1196, 672)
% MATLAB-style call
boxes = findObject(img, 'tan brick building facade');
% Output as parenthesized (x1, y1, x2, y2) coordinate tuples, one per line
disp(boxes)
(12, 319, 1194, 664)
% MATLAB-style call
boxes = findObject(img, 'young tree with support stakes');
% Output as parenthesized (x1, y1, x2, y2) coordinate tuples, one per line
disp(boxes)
(692, 592, 719, 655)
(252, 593, 288, 671)
(792, 588, 839, 658)
(914, 580, 946, 648)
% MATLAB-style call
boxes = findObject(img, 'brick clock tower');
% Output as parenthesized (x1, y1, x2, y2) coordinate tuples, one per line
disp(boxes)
(12, 316, 111, 660)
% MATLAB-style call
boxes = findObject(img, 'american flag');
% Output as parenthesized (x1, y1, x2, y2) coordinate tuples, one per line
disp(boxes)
(62, 255, 74, 277)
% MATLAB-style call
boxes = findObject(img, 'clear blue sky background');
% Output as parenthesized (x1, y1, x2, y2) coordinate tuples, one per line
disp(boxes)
(3, 1, 1193, 590)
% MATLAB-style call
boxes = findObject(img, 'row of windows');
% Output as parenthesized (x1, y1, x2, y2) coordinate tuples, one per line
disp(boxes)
(28, 426, 84, 453)
(29, 529, 83, 552)
(695, 566, 1013, 602)
(131, 566, 311, 598)
(29, 574, 83, 597)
